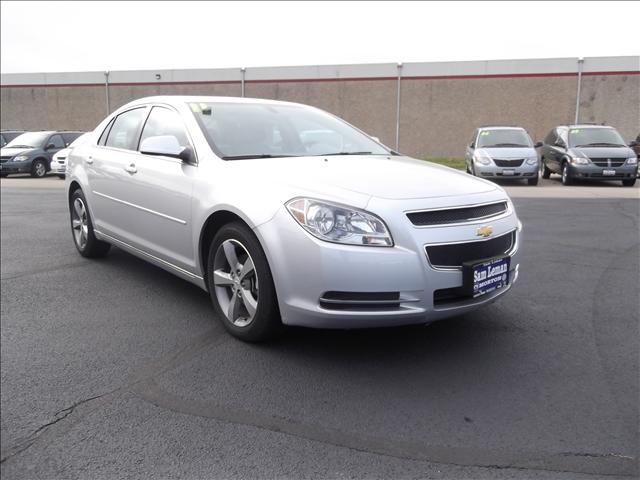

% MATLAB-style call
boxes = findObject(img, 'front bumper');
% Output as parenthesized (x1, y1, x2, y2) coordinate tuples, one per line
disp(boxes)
(0, 160, 32, 174)
(256, 194, 521, 329)
(474, 162, 538, 178)
(567, 163, 638, 180)
(50, 160, 66, 174)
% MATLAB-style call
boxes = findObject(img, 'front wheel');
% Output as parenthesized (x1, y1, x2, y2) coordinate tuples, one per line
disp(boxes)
(527, 176, 539, 186)
(622, 178, 636, 187)
(31, 159, 47, 178)
(57, 174, 65, 179)
(207, 222, 282, 342)
(561, 162, 573, 186)
(541, 161, 551, 179)
(69, 189, 111, 258)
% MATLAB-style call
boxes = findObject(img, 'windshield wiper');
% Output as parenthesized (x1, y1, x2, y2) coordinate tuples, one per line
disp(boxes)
(574, 142, 625, 147)
(482, 143, 528, 148)
(6, 145, 34, 149)
(315, 151, 373, 156)
(222, 154, 298, 160)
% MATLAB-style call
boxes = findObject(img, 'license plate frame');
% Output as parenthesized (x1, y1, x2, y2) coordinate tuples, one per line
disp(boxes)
(463, 256, 511, 298)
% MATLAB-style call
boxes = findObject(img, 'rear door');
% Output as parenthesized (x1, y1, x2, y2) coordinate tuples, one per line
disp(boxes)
(87, 106, 149, 241)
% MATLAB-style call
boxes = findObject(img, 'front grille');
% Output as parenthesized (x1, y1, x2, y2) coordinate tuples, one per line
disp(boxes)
(407, 202, 507, 227)
(493, 158, 524, 167)
(0, 157, 12, 163)
(426, 231, 515, 268)
(590, 158, 626, 167)
(319, 291, 401, 311)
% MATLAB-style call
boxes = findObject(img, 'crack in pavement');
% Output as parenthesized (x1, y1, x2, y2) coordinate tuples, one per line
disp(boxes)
(129, 378, 638, 478)
(0, 329, 224, 466)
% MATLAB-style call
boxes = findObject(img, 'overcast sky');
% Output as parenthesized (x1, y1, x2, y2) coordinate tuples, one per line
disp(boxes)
(1, 1, 638, 74)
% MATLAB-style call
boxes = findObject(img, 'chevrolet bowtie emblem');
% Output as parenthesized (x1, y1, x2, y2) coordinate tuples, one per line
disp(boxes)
(476, 226, 493, 238)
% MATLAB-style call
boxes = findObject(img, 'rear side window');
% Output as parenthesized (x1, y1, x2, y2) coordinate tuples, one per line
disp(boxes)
(139, 107, 190, 150)
(105, 108, 147, 151)
(0, 134, 5, 147)
(48, 134, 65, 149)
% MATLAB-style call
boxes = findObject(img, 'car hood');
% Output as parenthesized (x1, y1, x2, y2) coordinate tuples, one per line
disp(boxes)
(479, 147, 536, 159)
(54, 148, 71, 159)
(0, 147, 35, 157)
(231, 155, 499, 202)
(570, 146, 635, 158)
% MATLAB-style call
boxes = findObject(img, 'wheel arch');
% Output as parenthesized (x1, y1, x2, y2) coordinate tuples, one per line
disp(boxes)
(198, 209, 255, 286)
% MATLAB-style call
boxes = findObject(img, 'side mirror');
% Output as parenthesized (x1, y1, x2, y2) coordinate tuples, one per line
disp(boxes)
(45, 143, 56, 150)
(534, 141, 543, 148)
(629, 141, 638, 147)
(140, 135, 193, 163)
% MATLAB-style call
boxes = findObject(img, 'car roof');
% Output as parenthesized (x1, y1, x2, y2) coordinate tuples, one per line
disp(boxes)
(122, 95, 306, 109)
(558, 124, 614, 129)
(478, 126, 526, 130)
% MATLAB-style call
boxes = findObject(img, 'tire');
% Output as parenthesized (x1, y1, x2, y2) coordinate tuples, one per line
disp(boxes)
(57, 174, 65, 179)
(69, 188, 111, 258)
(622, 178, 636, 187)
(561, 161, 573, 186)
(31, 159, 47, 178)
(527, 176, 539, 186)
(207, 222, 282, 342)
(541, 160, 551, 179)
(0, 173, 8, 178)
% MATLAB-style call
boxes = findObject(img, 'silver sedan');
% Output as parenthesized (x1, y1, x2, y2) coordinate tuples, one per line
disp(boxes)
(66, 96, 522, 341)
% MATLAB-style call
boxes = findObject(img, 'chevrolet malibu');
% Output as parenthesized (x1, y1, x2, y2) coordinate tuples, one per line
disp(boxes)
(66, 96, 522, 341)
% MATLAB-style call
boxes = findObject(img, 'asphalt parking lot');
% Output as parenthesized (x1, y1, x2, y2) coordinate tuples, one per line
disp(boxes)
(1, 175, 638, 479)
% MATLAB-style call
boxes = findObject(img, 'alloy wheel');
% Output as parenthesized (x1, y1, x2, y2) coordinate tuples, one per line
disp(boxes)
(34, 162, 46, 177)
(213, 239, 259, 327)
(71, 197, 89, 250)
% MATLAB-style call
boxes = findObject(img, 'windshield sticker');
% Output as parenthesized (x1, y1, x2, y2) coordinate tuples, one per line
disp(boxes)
(570, 129, 580, 134)
(480, 131, 491, 136)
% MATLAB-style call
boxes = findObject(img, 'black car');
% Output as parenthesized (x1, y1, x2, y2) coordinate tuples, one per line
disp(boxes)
(0, 131, 84, 178)
(0, 130, 25, 148)
(539, 125, 637, 187)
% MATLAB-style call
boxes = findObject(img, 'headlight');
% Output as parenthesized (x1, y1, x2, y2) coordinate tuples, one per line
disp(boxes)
(12, 155, 29, 162)
(525, 156, 538, 165)
(627, 156, 638, 165)
(286, 198, 393, 246)
(570, 155, 589, 165)
(473, 152, 492, 165)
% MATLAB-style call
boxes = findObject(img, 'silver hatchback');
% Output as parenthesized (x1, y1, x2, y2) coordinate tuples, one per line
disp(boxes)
(465, 126, 539, 185)
(67, 96, 522, 341)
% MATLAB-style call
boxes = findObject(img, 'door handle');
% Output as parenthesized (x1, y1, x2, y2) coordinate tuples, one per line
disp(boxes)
(125, 164, 137, 174)
(86, 156, 94, 164)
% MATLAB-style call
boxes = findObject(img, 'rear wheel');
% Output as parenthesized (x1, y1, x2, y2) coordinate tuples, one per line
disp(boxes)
(0, 173, 8, 178)
(561, 161, 573, 186)
(622, 178, 636, 187)
(207, 222, 282, 342)
(31, 159, 47, 178)
(69, 189, 111, 258)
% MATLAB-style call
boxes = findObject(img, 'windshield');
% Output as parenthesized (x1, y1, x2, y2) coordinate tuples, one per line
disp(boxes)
(5, 132, 50, 149)
(569, 127, 626, 147)
(189, 102, 389, 159)
(477, 129, 533, 148)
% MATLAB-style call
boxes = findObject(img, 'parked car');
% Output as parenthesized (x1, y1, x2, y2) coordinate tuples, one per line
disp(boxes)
(540, 125, 637, 187)
(0, 130, 84, 177)
(50, 132, 90, 178)
(0, 130, 25, 148)
(465, 126, 539, 185)
(66, 96, 522, 341)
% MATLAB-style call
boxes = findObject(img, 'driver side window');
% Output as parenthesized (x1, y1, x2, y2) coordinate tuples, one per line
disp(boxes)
(48, 134, 65, 149)
(138, 107, 190, 151)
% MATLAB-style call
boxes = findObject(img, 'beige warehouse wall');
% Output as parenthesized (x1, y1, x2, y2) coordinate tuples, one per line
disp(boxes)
(2, 61, 638, 156)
